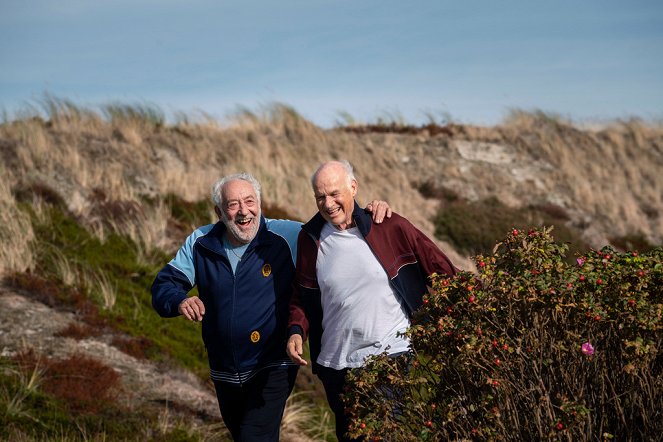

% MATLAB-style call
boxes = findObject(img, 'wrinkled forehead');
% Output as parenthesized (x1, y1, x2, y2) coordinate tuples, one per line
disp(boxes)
(315, 165, 348, 188)
(222, 179, 257, 201)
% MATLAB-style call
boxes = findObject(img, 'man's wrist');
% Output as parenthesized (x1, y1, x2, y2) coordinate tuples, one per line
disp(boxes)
(288, 325, 303, 337)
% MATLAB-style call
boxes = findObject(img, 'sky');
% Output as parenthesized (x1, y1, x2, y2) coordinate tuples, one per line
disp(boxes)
(1, 0, 662, 127)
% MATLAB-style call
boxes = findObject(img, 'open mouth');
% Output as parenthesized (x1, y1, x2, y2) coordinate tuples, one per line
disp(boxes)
(235, 217, 253, 227)
(327, 207, 341, 216)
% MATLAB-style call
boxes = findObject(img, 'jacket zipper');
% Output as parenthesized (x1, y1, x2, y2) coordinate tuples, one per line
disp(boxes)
(198, 241, 244, 384)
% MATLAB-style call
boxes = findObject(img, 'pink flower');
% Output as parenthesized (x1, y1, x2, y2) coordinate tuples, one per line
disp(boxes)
(581, 342, 595, 356)
(576, 258, 585, 267)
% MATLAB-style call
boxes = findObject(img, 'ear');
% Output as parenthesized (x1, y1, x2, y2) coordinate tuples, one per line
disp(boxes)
(350, 179, 358, 198)
(214, 206, 223, 220)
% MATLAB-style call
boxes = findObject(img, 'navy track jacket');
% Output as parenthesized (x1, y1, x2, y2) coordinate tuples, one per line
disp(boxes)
(152, 217, 301, 384)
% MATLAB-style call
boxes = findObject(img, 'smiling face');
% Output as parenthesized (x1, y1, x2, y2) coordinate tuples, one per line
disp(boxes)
(312, 162, 357, 230)
(215, 179, 261, 246)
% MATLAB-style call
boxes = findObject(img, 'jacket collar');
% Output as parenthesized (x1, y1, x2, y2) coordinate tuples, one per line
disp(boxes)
(302, 201, 372, 239)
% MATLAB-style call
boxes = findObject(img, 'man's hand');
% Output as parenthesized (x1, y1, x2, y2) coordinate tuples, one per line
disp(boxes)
(178, 296, 205, 322)
(286, 334, 308, 366)
(365, 200, 392, 224)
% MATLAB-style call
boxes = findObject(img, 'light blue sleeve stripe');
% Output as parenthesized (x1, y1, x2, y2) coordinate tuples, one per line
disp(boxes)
(167, 224, 215, 286)
(265, 218, 302, 266)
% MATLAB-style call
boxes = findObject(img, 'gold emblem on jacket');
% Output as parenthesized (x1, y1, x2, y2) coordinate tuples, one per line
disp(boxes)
(250, 331, 260, 343)
(262, 264, 272, 277)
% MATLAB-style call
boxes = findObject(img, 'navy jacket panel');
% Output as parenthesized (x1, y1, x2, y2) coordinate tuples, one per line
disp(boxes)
(152, 217, 299, 378)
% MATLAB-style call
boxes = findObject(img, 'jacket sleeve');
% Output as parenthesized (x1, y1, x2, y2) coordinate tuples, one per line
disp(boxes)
(288, 283, 309, 341)
(151, 230, 199, 317)
(404, 218, 457, 281)
(287, 230, 313, 340)
(151, 265, 193, 317)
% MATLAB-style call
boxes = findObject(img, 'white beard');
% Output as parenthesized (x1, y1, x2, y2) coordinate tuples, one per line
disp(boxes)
(222, 209, 261, 244)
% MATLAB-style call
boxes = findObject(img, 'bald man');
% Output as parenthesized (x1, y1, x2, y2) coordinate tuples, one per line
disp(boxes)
(286, 160, 457, 442)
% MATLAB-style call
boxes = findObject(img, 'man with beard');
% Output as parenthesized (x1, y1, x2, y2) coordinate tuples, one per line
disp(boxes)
(151, 172, 390, 441)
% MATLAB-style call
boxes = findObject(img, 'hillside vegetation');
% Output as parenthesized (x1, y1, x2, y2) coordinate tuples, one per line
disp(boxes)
(0, 98, 661, 440)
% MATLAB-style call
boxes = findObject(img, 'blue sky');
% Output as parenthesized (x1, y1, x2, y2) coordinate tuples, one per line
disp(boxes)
(1, 0, 662, 126)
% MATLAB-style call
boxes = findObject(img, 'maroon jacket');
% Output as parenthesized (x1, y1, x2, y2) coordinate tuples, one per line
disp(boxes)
(288, 201, 457, 371)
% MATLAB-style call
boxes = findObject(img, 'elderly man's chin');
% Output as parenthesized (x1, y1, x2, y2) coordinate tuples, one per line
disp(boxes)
(226, 220, 258, 244)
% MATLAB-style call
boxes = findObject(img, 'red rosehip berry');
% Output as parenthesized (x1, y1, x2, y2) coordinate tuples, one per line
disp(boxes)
(567, 283, 573, 288)
(638, 270, 645, 277)
(556, 422, 564, 430)
(423, 299, 429, 305)
(492, 379, 499, 386)
(494, 358, 501, 366)
(632, 251, 638, 257)
(628, 299, 636, 307)
(594, 315, 601, 321)
(492, 340, 498, 347)
(467, 285, 474, 291)
(502, 344, 509, 351)
(579, 275, 585, 282)
(596, 278, 603, 285)
(605, 254, 611, 260)
(512, 229, 519, 235)
(469, 295, 475, 303)
(446, 307, 453, 314)
(479, 261, 486, 268)
(360, 423, 366, 429)
(425, 421, 433, 428)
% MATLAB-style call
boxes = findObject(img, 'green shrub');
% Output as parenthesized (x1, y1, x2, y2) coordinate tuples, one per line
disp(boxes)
(344, 227, 662, 441)
(433, 197, 590, 259)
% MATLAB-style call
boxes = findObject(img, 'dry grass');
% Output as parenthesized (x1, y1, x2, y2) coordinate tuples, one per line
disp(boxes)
(1, 98, 661, 266)
(1, 349, 46, 422)
(281, 392, 334, 441)
(0, 166, 35, 275)
(82, 270, 117, 311)
(3, 104, 663, 274)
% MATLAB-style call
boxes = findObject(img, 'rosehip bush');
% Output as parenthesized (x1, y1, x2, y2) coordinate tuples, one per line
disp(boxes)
(344, 227, 662, 441)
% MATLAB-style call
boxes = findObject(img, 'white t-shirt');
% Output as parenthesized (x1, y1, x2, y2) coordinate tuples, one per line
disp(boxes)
(316, 222, 410, 369)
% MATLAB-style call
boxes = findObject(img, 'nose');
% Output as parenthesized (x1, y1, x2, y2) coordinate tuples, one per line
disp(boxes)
(237, 201, 249, 213)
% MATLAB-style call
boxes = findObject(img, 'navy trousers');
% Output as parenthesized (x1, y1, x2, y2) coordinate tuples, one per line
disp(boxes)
(213, 366, 298, 442)
(316, 364, 361, 442)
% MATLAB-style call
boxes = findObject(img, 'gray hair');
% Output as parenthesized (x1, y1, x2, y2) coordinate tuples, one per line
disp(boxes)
(310, 160, 356, 188)
(211, 172, 262, 208)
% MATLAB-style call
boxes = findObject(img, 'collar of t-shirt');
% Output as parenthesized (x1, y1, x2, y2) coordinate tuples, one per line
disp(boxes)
(222, 235, 250, 274)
